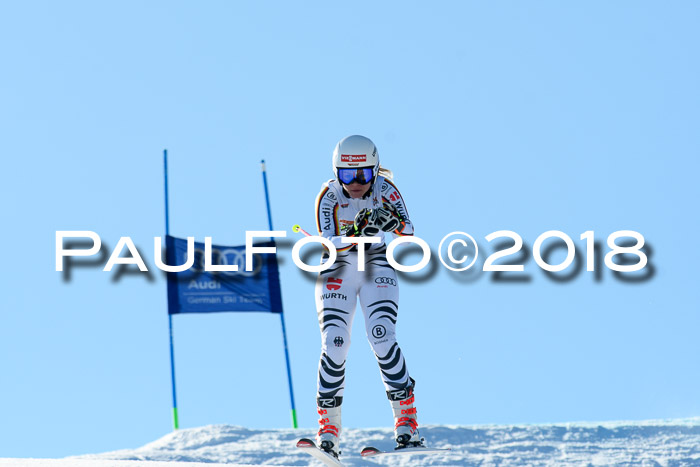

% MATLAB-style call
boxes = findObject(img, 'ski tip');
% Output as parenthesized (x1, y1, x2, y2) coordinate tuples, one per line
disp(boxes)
(360, 447, 381, 457)
(361, 445, 453, 457)
(296, 438, 315, 448)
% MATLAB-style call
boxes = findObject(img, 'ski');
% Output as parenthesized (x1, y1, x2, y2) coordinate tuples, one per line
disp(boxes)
(296, 438, 344, 467)
(361, 445, 451, 458)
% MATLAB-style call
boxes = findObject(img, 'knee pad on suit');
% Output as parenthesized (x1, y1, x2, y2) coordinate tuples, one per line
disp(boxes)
(322, 327, 351, 362)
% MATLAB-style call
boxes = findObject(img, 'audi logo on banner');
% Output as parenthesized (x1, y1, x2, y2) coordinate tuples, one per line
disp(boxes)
(188, 248, 263, 277)
(375, 277, 397, 286)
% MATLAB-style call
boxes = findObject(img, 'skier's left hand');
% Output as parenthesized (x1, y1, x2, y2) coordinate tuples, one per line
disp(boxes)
(374, 203, 402, 232)
(381, 202, 401, 219)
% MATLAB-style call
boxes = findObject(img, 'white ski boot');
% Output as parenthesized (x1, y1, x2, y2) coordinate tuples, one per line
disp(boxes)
(316, 398, 342, 458)
(387, 378, 423, 448)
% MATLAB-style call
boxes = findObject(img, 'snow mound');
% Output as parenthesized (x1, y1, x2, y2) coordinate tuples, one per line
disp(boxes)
(69, 419, 700, 466)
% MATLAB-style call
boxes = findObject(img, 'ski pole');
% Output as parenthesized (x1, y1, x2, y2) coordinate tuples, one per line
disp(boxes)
(292, 224, 312, 237)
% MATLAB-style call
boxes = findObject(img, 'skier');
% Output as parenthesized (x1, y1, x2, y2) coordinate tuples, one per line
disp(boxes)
(313, 135, 420, 458)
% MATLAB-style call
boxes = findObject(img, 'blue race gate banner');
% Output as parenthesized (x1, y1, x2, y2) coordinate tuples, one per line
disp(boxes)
(165, 235, 283, 315)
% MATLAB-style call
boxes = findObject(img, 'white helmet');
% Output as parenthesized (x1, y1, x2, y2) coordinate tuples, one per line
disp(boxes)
(332, 135, 380, 183)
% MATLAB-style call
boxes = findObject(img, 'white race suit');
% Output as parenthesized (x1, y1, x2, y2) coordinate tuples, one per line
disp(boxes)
(313, 175, 415, 404)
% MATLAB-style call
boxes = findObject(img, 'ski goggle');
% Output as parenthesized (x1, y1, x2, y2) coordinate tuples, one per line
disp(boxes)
(338, 167, 374, 185)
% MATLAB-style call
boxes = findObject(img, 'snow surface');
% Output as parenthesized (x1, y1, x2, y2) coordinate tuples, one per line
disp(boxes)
(3, 419, 700, 466)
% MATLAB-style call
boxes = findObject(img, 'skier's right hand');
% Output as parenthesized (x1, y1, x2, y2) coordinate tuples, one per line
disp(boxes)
(348, 208, 381, 237)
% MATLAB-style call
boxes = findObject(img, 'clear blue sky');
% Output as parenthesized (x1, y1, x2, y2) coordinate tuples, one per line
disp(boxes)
(1, 0, 698, 458)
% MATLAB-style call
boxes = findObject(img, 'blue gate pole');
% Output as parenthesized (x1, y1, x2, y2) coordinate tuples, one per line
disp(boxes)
(164, 149, 180, 430)
(261, 160, 298, 428)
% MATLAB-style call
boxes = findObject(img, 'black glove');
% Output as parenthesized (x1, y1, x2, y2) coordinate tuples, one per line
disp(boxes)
(382, 202, 401, 218)
(347, 208, 381, 237)
(374, 202, 402, 232)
